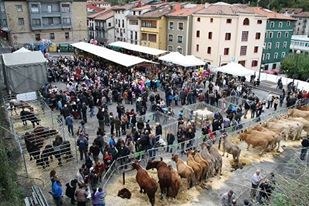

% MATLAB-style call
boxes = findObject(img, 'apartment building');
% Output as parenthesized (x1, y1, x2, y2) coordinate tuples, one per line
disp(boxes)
(166, 3, 203, 55)
(290, 35, 309, 54)
(3, 0, 87, 46)
(112, 4, 134, 42)
(191, 3, 267, 70)
(292, 12, 309, 35)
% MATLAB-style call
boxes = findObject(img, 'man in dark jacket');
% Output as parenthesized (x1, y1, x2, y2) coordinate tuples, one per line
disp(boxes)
(65, 179, 78, 204)
(300, 136, 309, 161)
(166, 132, 175, 153)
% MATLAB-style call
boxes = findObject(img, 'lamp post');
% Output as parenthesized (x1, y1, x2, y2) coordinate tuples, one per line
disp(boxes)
(258, 45, 266, 85)
(293, 49, 301, 83)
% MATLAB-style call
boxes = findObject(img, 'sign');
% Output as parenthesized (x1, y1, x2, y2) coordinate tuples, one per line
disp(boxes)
(16, 92, 37, 101)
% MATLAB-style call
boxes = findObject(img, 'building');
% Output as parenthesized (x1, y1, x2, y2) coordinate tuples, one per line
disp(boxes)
(290, 35, 309, 54)
(292, 12, 309, 35)
(191, 3, 267, 70)
(87, 0, 111, 9)
(0, 0, 8, 32)
(166, 3, 203, 55)
(3, 0, 88, 47)
(88, 9, 114, 44)
(112, 4, 134, 42)
(139, 4, 171, 50)
(253, 7, 296, 70)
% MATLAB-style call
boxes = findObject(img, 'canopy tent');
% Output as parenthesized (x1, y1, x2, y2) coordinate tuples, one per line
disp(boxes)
(72, 42, 154, 67)
(13, 47, 31, 53)
(211, 62, 255, 80)
(2, 51, 48, 93)
(109, 41, 168, 56)
(159, 52, 205, 67)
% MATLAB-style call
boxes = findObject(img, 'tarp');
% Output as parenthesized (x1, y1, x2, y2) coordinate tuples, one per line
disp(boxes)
(72, 42, 154, 67)
(2, 51, 48, 93)
(159, 52, 205, 67)
(13, 47, 31, 53)
(109, 41, 167, 56)
(211, 62, 255, 80)
(185, 55, 205, 67)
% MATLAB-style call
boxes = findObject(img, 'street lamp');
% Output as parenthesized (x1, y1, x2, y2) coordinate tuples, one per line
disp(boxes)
(293, 49, 301, 82)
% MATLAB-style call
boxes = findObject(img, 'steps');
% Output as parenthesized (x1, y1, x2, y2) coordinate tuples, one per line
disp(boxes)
(24, 186, 49, 206)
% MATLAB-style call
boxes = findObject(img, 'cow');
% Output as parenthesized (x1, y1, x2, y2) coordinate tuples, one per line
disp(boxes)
(167, 165, 181, 198)
(171, 154, 195, 189)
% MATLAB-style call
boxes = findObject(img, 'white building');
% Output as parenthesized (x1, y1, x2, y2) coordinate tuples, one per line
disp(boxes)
(290, 35, 309, 54)
(191, 3, 267, 70)
(112, 4, 134, 42)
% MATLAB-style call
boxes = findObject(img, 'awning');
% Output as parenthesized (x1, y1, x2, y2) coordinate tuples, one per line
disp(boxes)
(2, 51, 47, 66)
(159, 52, 204, 67)
(211, 62, 256, 80)
(72, 42, 154, 67)
(13, 47, 31, 53)
(109, 41, 167, 56)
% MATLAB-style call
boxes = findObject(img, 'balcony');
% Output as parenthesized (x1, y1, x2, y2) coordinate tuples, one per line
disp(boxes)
(31, 24, 63, 30)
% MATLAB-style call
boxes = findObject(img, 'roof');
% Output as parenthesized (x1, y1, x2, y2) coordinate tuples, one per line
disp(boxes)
(2, 51, 47, 66)
(109, 41, 167, 56)
(87, 4, 104, 13)
(13, 47, 31, 53)
(280, 8, 303, 14)
(95, 9, 114, 20)
(251, 7, 296, 20)
(71, 42, 154, 67)
(111, 4, 134, 10)
(196, 3, 254, 15)
(126, 15, 139, 20)
(159, 52, 205, 67)
(88, 9, 106, 18)
(292, 12, 309, 17)
(168, 4, 204, 17)
(139, 5, 172, 18)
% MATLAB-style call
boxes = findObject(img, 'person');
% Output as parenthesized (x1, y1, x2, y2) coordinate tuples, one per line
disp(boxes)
(75, 184, 89, 206)
(77, 134, 89, 161)
(220, 190, 235, 206)
(51, 176, 63, 206)
(66, 114, 74, 136)
(243, 199, 252, 206)
(257, 179, 273, 204)
(166, 131, 175, 153)
(250, 169, 263, 200)
(300, 136, 309, 161)
(65, 179, 78, 204)
(92, 187, 106, 206)
(273, 97, 279, 111)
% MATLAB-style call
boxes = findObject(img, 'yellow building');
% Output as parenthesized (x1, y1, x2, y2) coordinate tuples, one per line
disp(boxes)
(138, 5, 171, 50)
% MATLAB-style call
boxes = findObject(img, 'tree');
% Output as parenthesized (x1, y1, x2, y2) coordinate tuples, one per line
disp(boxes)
(281, 53, 309, 81)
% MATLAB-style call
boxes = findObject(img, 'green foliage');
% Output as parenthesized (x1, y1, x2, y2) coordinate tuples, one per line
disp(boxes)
(281, 53, 309, 81)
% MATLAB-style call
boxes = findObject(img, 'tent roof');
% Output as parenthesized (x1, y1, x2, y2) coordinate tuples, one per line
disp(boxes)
(159, 52, 204, 67)
(211, 62, 255, 77)
(109, 41, 167, 56)
(185, 55, 205, 67)
(2, 51, 47, 66)
(72, 42, 153, 67)
(13, 47, 31, 53)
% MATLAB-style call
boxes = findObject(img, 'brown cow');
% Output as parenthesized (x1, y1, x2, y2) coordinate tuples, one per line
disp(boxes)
(191, 150, 210, 180)
(171, 154, 195, 189)
(167, 165, 181, 198)
(132, 161, 158, 206)
(146, 158, 172, 199)
(186, 150, 203, 182)
(207, 143, 223, 176)
(239, 131, 274, 155)
(222, 135, 241, 164)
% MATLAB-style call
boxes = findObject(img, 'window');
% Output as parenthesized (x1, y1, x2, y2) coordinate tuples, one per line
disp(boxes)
(61, 4, 70, 12)
(208, 32, 212, 39)
(226, 19, 232, 23)
(255, 32, 261, 40)
(168, 45, 173, 51)
(32, 19, 41, 26)
(285, 32, 289, 38)
(196, 30, 200, 38)
(270, 22, 274, 28)
(269, 32, 273, 38)
(210, 18, 213, 23)
(18, 18, 24, 25)
(129, 20, 138, 25)
(43, 17, 61, 26)
(196, 44, 199, 52)
(197, 17, 200, 22)
(254, 46, 258, 53)
(241, 31, 248, 41)
(283, 41, 287, 48)
(257, 20, 262, 24)
(224, 48, 229, 55)
(275, 42, 280, 49)
(31, 4, 39, 13)
(169, 21, 174, 29)
(207, 47, 211, 54)
(178, 22, 184, 30)
(265, 53, 270, 60)
(267, 42, 272, 49)
(240, 46, 247, 56)
(35, 33, 40, 41)
(63, 18, 71, 25)
(251, 60, 258, 67)
(50, 33, 55, 40)
(148, 34, 156, 42)
(108, 22, 111, 27)
(243, 18, 249, 25)
(262, 53, 265, 60)
(225, 33, 231, 40)
(16, 5, 23, 12)
(168, 34, 173, 42)
(141, 20, 156, 28)
(274, 52, 278, 59)
(278, 22, 282, 28)
(281, 52, 286, 58)
(177, 47, 183, 54)
(177, 36, 183, 43)
(122, 20, 124, 27)
(238, 61, 246, 67)
(141, 33, 147, 41)
(287, 21, 290, 26)
(277, 32, 281, 38)
(65, 32, 69, 39)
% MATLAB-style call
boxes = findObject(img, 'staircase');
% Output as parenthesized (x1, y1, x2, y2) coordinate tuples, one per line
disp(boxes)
(24, 186, 49, 206)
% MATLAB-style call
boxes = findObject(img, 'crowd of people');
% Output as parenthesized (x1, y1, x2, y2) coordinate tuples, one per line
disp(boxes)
(41, 54, 308, 205)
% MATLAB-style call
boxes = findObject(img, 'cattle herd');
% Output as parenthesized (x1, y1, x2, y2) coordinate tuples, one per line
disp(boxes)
(129, 106, 309, 206)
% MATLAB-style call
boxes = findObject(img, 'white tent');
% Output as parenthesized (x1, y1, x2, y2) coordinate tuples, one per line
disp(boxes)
(13, 47, 31, 53)
(109, 41, 167, 56)
(159, 52, 205, 67)
(72, 42, 154, 67)
(211, 62, 255, 80)
(184, 55, 205, 67)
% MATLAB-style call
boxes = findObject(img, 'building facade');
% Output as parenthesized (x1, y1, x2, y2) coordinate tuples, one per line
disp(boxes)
(191, 3, 267, 70)
(167, 4, 203, 55)
(292, 12, 309, 36)
(113, 4, 133, 42)
(3, 0, 88, 46)
(290, 35, 309, 54)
